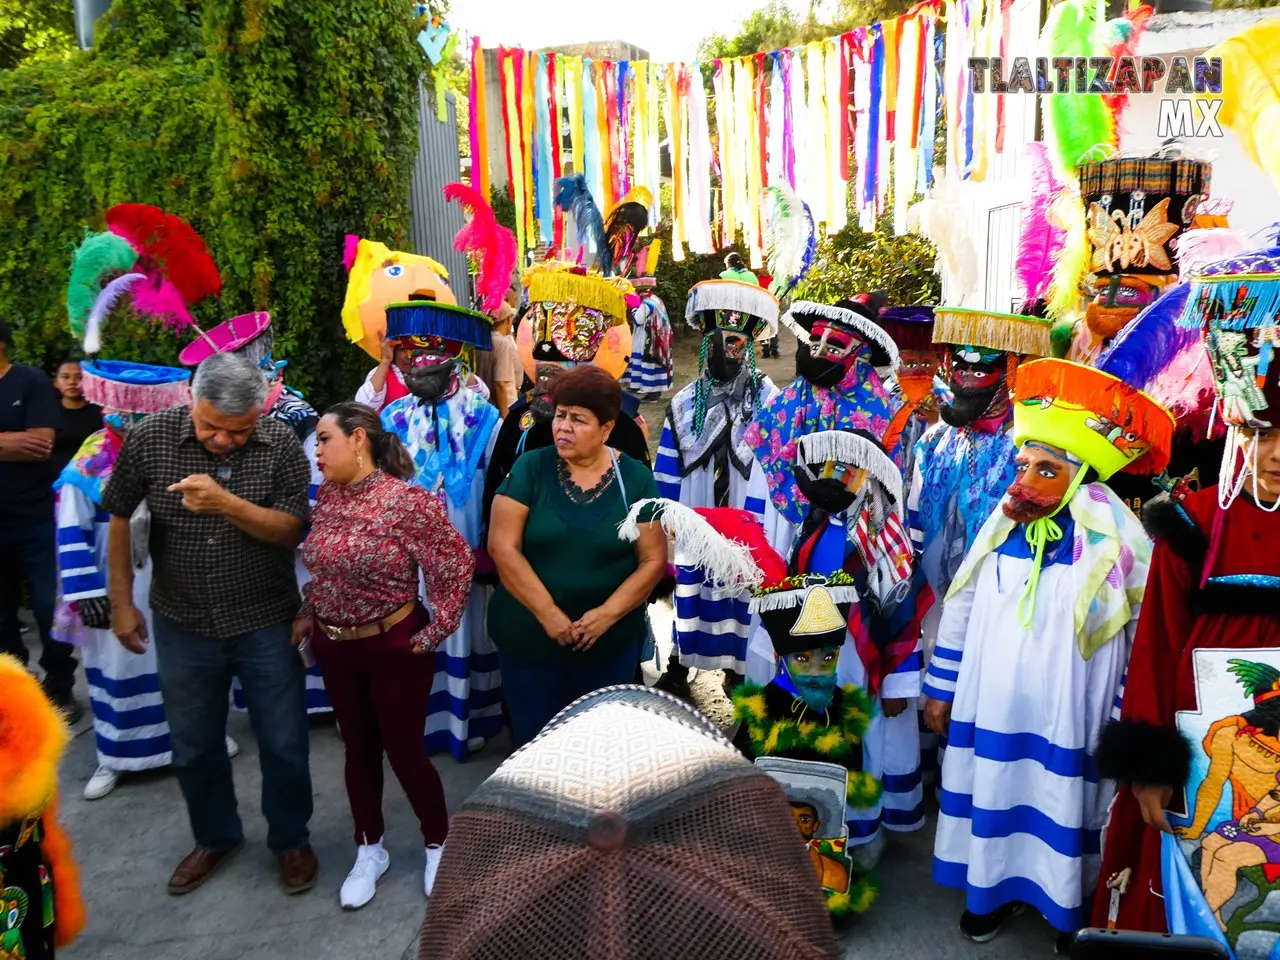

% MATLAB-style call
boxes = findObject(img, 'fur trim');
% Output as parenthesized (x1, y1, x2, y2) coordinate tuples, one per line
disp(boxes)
(795, 431, 904, 514)
(782, 301, 901, 373)
(41, 791, 86, 947)
(1095, 720, 1192, 787)
(1140, 495, 1207, 565)
(81, 362, 193, 414)
(847, 770, 882, 808)
(0, 654, 69, 826)
(827, 872, 879, 917)
(648, 568, 677, 603)
(1196, 581, 1280, 616)
(934, 306, 1055, 357)
(618, 499, 766, 591)
(384, 301, 494, 349)
(732, 683, 873, 761)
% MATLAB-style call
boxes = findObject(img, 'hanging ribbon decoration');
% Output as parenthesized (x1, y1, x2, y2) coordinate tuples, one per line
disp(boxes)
(521, 52, 536, 244)
(665, 62, 685, 262)
(548, 53, 564, 251)
(469, 38, 490, 202)
(499, 49, 526, 253)
(534, 52, 553, 244)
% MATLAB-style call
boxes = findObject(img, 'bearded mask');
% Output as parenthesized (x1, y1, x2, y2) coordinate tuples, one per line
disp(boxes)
(1002, 441, 1082, 524)
(403, 337, 462, 403)
(1084, 275, 1166, 344)
(781, 647, 841, 712)
(705, 328, 748, 383)
(939, 346, 1008, 427)
(793, 460, 867, 514)
(530, 362, 570, 421)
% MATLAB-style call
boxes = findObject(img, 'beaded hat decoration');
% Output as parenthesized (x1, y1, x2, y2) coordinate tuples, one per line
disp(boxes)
(82, 360, 192, 414)
(685, 280, 780, 342)
(1012, 358, 1175, 481)
(384, 300, 494, 351)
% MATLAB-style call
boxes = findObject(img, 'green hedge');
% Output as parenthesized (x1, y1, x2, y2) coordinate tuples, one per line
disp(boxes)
(0, 0, 431, 409)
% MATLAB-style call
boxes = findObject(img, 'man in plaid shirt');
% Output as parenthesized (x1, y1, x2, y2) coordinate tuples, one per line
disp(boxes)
(102, 352, 317, 898)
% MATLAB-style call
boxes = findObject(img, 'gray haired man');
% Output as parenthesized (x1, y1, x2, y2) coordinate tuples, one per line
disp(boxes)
(102, 352, 317, 896)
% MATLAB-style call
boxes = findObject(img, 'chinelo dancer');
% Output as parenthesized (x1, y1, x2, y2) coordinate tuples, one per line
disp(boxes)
(1092, 244, 1280, 948)
(922, 355, 1171, 953)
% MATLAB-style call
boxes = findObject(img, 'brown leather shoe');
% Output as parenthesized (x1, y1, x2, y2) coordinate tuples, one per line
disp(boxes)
(167, 842, 243, 895)
(280, 843, 318, 894)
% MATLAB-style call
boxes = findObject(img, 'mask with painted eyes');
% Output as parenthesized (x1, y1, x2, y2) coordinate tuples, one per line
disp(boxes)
(1002, 441, 1081, 524)
(404, 339, 461, 402)
(940, 345, 1008, 427)
(793, 460, 867, 513)
(705, 329, 748, 383)
(781, 646, 842, 711)
(898, 349, 944, 408)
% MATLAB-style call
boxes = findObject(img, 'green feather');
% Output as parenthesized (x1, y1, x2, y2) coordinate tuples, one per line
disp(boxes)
(1228, 659, 1280, 698)
(1050, 319, 1077, 358)
(1040, 0, 1115, 179)
(66, 231, 138, 337)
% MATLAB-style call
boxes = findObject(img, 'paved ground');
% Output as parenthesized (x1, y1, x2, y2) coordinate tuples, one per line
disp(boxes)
(42, 328, 1054, 957)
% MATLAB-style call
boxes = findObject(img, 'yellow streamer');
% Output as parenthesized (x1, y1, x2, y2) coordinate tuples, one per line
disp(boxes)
(565, 57, 583, 178)
(502, 54, 527, 254)
(595, 67, 614, 210)
(806, 41, 828, 228)
(521, 52, 537, 244)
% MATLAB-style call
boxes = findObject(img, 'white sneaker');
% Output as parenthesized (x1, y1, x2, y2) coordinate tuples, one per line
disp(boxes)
(339, 843, 390, 910)
(225, 735, 240, 758)
(84, 765, 120, 801)
(424, 844, 444, 897)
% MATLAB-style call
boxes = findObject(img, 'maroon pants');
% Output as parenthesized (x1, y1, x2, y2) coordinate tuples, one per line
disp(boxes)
(312, 606, 448, 846)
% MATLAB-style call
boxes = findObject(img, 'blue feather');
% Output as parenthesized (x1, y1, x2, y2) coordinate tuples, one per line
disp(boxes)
(1096, 283, 1195, 390)
(554, 175, 609, 275)
(779, 202, 819, 300)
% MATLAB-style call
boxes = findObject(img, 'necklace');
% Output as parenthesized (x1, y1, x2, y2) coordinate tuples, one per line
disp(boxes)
(557, 455, 615, 504)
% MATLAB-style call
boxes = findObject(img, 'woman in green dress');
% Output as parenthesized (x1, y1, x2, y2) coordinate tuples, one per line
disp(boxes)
(488, 364, 666, 746)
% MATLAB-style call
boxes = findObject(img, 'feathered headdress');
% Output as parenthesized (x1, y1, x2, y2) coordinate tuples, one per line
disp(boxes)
(1201, 19, 1280, 195)
(907, 170, 978, 304)
(443, 182, 518, 315)
(762, 184, 817, 300)
(554, 175, 608, 275)
(604, 188, 652, 278)
(1015, 143, 1069, 306)
(1228, 658, 1280, 702)
(67, 204, 221, 354)
(1040, 0, 1115, 181)
(1176, 227, 1250, 282)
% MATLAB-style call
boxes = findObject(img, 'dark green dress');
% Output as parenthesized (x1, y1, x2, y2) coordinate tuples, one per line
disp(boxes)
(488, 445, 659, 666)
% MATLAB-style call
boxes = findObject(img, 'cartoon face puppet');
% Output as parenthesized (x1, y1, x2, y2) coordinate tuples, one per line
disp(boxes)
(1003, 441, 1081, 524)
(341, 237, 456, 360)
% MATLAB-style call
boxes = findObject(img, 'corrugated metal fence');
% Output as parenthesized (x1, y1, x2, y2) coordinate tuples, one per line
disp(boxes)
(408, 83, 472, 305)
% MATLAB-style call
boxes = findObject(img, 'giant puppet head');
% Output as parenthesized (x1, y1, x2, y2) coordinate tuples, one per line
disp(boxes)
(782, 295, 897, 390)
(66, 204, 222, 355)
(930, 306, 1055, 428)
(383, 300, 494, 403)
(340, 235, 456, 360)
(685, 279, 780, 385)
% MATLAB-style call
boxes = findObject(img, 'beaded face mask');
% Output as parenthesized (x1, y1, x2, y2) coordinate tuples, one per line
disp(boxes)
(530, 301, 611, 362)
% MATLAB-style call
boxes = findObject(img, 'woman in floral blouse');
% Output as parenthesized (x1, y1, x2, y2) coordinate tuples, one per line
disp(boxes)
(293, 402, 474, 912)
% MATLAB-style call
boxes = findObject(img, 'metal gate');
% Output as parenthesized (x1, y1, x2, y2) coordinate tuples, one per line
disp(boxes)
(408, 83, 472, 304)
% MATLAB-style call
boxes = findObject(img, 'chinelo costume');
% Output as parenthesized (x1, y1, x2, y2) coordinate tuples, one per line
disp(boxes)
(620, 276, 673, 399)
(923, 355, 1171, 948)
(655, 278, 780, 681)
(616, 500, 880, 922)
(1092, 245, 1280, 953)
(875, 305, 944, 463)
(0, 656, 86, 960)
(178, 311, 331, 716)
(741, 429, 933, 869)
(745, 295, 902, 559)
(53, 362, 193, 796)
(379, 300, 503, 761)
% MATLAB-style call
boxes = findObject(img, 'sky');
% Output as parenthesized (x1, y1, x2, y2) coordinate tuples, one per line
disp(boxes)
(447, 0, 778, 63)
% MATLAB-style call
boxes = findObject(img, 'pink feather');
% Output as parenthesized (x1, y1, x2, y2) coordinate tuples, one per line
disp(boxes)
(1149, 342, 1217, 423)
(1175, 227, 1250, 281)
(1014, 143, 1068, 303)
(131, 277, 195, 330)
(342, 234, 361, 273)
(443, 182, 517, 314)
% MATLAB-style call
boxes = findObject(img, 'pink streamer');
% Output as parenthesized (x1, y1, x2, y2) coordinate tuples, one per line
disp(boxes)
(781, 50, 795, 188)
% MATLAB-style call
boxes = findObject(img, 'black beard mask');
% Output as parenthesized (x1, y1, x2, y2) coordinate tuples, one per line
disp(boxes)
(938, 382, 1003, 428)
(794, 469, 857, 513)
(796, 343, 849, 388)
(406, 358, 459, 403)
(705, 331, 745, 383)
(531, 392, 555, 420)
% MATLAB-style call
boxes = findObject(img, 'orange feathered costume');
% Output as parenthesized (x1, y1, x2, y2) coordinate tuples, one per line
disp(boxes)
(0, 654, 86, 955)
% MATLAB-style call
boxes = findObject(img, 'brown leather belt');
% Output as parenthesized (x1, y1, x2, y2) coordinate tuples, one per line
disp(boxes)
(316, 600, 417, 641)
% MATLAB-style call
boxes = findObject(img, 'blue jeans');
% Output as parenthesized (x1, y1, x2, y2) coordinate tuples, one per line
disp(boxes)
(500, 641, 641, 748)
(152, 614, 312, 854)
(0, 520, 75, 693)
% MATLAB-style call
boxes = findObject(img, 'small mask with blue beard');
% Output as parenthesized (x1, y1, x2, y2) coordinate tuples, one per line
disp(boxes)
(781, 646, 841, 712)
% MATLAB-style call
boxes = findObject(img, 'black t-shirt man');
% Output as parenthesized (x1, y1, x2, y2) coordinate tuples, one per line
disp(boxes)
(0, 362, 60, 525)
(51, 403, 104, 475)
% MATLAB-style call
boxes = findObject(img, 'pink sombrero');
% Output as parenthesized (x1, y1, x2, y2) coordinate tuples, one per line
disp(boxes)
(178, 312, 272, 367)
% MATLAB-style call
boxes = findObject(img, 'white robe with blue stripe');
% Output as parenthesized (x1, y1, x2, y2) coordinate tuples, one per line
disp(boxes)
(56, 484, 171, 771)
(924, 520, 1132, 933)
(654, 376, 779, 673)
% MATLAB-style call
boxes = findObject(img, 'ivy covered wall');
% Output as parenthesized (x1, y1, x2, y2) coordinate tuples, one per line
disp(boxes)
(0, 0, 431, 407)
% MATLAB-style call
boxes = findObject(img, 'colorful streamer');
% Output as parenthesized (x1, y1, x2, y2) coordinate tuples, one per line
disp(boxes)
(468, 37, 489, 200)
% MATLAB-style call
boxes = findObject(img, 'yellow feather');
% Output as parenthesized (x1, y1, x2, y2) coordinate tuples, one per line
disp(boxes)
(814, 730, 845, 755)
(826, 890, 853, 914)
(1202, 20, 1280, 194)
(1047, 190, 1088, 321)
(797, 721, 817, 737)
(763, 724, 783, 755)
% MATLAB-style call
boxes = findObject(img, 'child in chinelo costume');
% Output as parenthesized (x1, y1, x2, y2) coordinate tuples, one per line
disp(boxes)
(617, 501, 881, 921)
(922, 356, 1171, 951)
(0, 655, 86, 959)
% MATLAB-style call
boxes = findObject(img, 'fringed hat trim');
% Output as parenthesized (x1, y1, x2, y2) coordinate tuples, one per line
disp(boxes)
(795, 431, 903, 506)
(528, 270, 628, 321)
(82, 360, 192, 413)
(750, 569, 859, 604)
(933, 306, 1054, 357)
(781, 301, 901, 370)
(685, 280, 781, 338)
(1012, 358, 1175, 478)
(384, 301, 495, 350)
